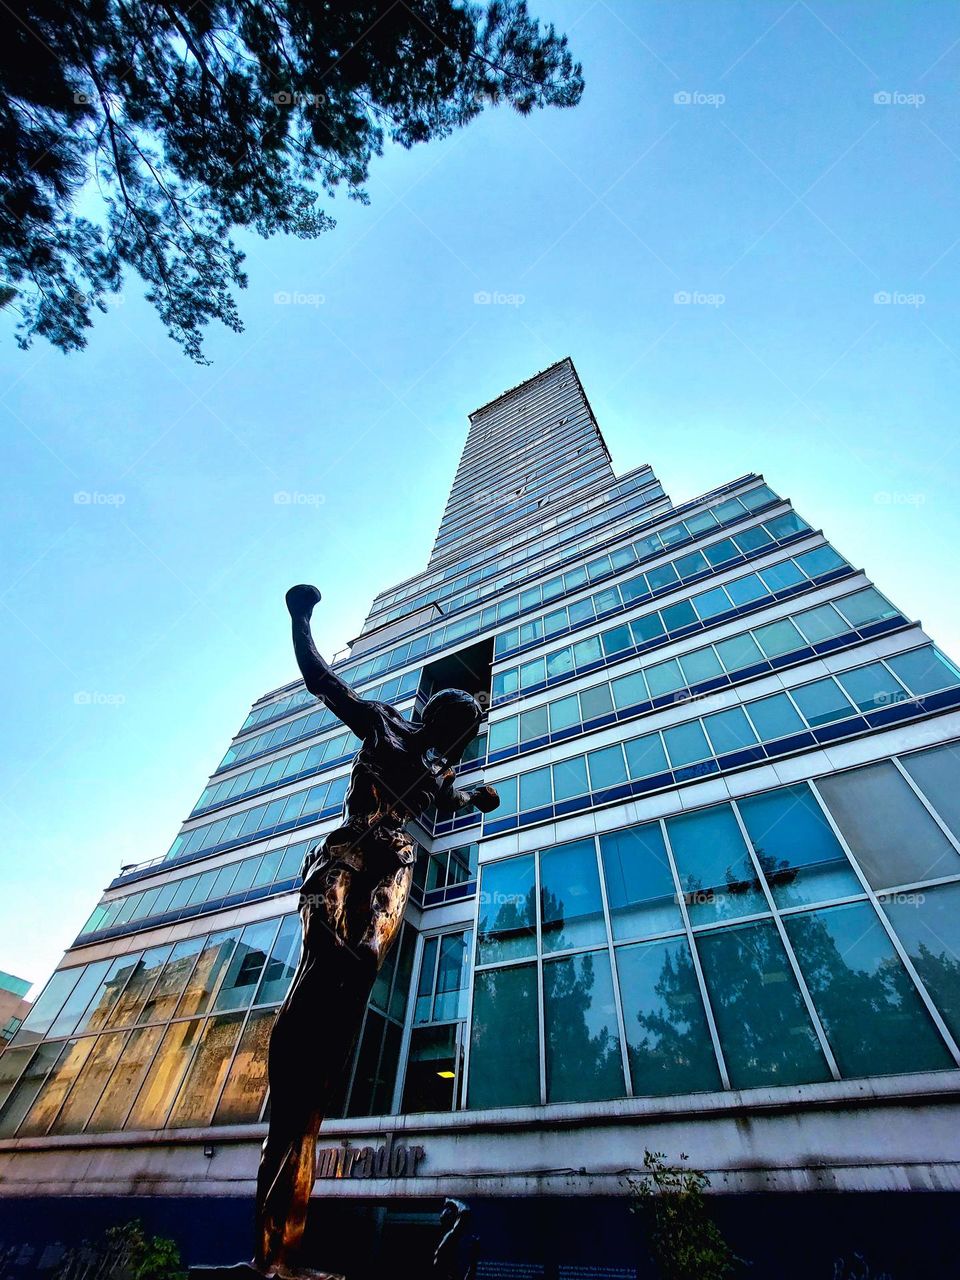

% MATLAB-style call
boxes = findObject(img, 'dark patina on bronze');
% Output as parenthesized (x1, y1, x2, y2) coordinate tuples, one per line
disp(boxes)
(244, 585, 498, 1276)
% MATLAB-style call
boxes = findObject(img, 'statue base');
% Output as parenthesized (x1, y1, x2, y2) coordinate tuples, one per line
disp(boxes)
(189, 1264, 344, 1280)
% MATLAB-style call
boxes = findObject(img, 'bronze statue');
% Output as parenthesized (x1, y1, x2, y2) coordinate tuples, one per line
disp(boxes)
(254, 585, 499, 1275)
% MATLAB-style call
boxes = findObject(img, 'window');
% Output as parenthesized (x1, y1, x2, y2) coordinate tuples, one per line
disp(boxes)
(754, 619, 803, 659)
(784, 903, 952, 1077)
(477, 857, 536, 963)
(646, 658, 684, 697)
(468, 965, 539, 1108)
(600, 824, 682, 940)
(616, 938, 721, 1096)
(695, 921, 829, 1089)
(663, 721, 710, 768)
(836, 662, 905, 712)
(816, 762, 960, 889)
(790, 678, 854, 727)
(543, 951, 625, 1103)
(679, 647, 723, 686)
(737, 785, 860, 907)
(887, 646, 960, 696)
(746, 692, 805, 741)
(883, 883, 960, 1043)
(667, 806, 766, 924)
(899, 744, 960, 842)
(539, 839, 606, 953)
(587, 745, 628, 791)
(703, 707, 758, 755)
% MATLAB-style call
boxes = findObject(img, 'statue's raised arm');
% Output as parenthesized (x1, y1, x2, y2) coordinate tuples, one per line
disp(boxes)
(285, 583, 376, 740)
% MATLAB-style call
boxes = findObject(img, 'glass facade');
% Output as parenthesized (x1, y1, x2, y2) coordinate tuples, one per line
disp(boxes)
(4, 357, 960, 1154)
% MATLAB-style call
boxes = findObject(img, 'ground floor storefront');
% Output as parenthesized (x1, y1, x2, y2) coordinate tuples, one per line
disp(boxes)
(1, 1074, 960, 1277)
(0, 1191, 958, 1279)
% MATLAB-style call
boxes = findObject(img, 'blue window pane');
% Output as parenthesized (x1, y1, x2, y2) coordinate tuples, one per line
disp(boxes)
(661, 601, 697, 631)
(540, 839, 606, 953)
(704, 538, 737, 566)
(836, 587, 897, 627)
(519, 706, 548, 745)
(715, 632, 765, 672)
(477, 856, 536, 963)
(647, 564, 679, 591)
(631, 614, 665, 645)
(696, 920, 830, 1088)
(624, 734, 668, 779)
(573, 636, 602, 668)
(887, 646, 960, 696)
(492, 669, 518, 700)
(884, 883, 960, 1044)
(836, 662, 906, 712)
(759, 561, 805, 592)
(601, 625, 633, 656)
(580, 684, 613, 721)
(519, 658, 546, 691)
(663, 721, 710, 768)
(703, 707, 758, 754)
(552, 756, 589, 802)
(735, 525, 775, 553)
(544, 951, 625, 1103)
(675, 551, 708, 578)
(679, 647, 724, 686)
(488, 717, 519, 752)
(791, 678, 855, 727)
(546, 647, 574, 680)
(784, 903, 952, 1077)
(492, 775, 517, 817)
(753, 619, 803, 658)
(611, 671, 648, 710)
(746, 692, 805, 741)
(667, 805, 766, 924)
(646, 659, 684, 697)
(691, 587, 731, 621)
(468, 965, 539, 1108)
(617, 938, 722, 1096)
(726, 575, 766, 606)
(549, 695, 580, 733)
(600, 823, 682, 940)
(519, 767, 552, 812)
(738, 784, 860, 908)
(587, 745, 628, 790)
(795, 545, 847, 578)
(794, 603, 848, 644)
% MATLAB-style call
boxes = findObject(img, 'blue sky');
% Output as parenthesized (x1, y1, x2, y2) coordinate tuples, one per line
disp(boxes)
(2, 0, 960, 991)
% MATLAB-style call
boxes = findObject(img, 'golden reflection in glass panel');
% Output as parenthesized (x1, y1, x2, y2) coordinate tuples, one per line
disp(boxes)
(213, 1007, 276, 1125)
(76, 956, 141, 1034)
(139, 938, 204, 1025)
(175, 932, 237, 1019)
(87, 1024, 166, 1132)
(125, 1020, 202, 1130)
(167, 1013, 244, 1129)
(49, 1031, 129, 1134)
(17, 1038, 96, 1137)
(103, 946, 172, 1029)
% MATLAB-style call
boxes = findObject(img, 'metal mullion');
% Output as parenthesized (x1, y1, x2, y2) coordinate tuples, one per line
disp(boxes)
(458, 855, 487, 1112)
(728, 800, 841, 1082)
(807, 779, 960, 1068)
(391, 930, 426, 1116)
(39, 1033, 100, 1137)
(75, 1028, 135, 1135)
(690, 908, 783, 933)
(594, 834, 633, 1097)
(659, 819, 731, 1090)
(534, 848, 546, 1106)
(206, 1005, 255, 1128)
(890, 755, 960, 857)
(776, 892, 869, 917)
(10, 1038, 73, 1139)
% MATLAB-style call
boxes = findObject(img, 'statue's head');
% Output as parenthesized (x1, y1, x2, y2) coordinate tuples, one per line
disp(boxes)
(420, 688, 483, 764)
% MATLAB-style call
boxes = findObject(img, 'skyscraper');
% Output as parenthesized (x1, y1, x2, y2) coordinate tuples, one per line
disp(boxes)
(2, 358, 960, 1275)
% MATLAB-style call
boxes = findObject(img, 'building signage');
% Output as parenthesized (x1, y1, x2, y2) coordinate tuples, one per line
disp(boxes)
(315, 1134, 426, 1180)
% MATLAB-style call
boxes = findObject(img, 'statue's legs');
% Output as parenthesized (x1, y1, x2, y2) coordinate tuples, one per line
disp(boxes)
(254, 852, 412, 1273)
